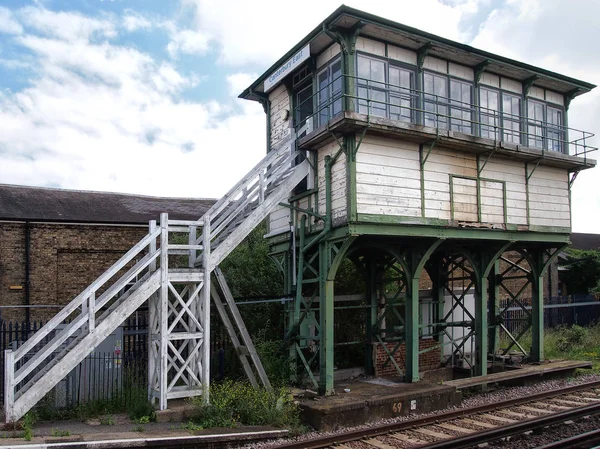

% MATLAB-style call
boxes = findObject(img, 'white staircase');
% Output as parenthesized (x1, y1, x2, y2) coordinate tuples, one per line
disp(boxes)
(5, 134, 309, 422)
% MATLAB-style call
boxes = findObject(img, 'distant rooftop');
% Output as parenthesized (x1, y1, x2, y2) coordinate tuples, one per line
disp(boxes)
(0, 184, 215, 224)
(570, 233, 600, 251)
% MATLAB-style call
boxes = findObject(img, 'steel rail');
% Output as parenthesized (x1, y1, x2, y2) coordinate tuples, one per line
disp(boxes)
(270, 380, 600, 449)
(534, 428, 600, 449)
(418, 401, 600, 449)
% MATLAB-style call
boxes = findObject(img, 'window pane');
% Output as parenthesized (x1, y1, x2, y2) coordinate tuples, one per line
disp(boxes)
(450, 80, 472, 133)
(389, 67, 399, 90)
(358, 55, 370, 80)
(502, 93, 521, 144)
(547, 106, 563, 152)
(480, 88, 499, 140)
(371, 59, 385, 84)
(424, 73, 447, 129)
(296, 85, 313, 125)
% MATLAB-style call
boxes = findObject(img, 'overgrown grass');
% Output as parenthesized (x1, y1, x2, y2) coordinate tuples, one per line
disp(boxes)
(500, 323, 600, 371)
(35, 374, 155, 422)
(544, 324, 600, 370)
(189, 381, 302, 431)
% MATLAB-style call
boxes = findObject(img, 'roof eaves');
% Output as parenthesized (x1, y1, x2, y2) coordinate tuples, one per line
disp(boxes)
(240, 5, 595, 101)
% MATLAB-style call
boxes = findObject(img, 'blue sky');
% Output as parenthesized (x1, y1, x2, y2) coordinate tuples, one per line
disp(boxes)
(0, 0, 598, 232)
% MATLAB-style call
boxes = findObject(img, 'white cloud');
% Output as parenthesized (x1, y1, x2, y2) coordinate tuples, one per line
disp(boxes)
(18, 6, 116, 41)
(468, 0, 600, 233)
(226, 73, 257, 96)
(0, 6, 265, 199)
(0, 6, 23, 34)
(122, 11, 153, 32)
(177, 0, 481, 66)
(166, 28, 211, 57)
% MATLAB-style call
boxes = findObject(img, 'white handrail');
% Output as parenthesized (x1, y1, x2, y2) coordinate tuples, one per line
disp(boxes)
(12, 227, 161, 362)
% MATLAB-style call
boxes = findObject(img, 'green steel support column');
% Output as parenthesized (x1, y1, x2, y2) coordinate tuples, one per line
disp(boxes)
(531, 267, 544, 363)
(530, 245, 567, 361)
(346, 134, 358, 222)
(289, 217, 307, 382)
(431, 256, 446, 364)
(406, 240, 443, 382)
(474, 275, 488, 377)
(318, 241, 334, 395)
(324, 23, 362, 113)
(478, 243, 511, 375)
(488, 260, 501, 358)
(365, 259, 377, 375)
(406, 275, 420, 382)
(318, 237, 356, 395)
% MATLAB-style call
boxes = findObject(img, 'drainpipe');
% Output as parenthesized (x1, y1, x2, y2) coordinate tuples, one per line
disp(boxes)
(25, 221, 31, 327)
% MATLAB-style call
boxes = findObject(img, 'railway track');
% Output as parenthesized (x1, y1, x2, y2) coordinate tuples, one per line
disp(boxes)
(270, 380, 600, 449)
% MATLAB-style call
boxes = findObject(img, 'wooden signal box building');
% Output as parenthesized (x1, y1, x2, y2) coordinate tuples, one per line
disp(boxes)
(241, 6, 597, 395)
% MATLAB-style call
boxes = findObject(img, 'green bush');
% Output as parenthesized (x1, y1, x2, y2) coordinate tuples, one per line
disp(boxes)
(556, 325, 588, 352)
(190, 381, 300, 429)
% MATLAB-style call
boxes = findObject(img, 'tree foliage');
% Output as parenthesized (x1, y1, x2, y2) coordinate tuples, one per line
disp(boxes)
(219, 221, 286, 341)
(562, 249, 600, 295)
(219, 221, 283, 298)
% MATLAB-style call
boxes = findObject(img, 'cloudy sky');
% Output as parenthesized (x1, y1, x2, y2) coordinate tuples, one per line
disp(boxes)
(0, 0, 598, 232)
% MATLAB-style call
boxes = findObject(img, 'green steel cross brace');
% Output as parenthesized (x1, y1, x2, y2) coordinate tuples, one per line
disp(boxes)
(421, 137, 439, 169)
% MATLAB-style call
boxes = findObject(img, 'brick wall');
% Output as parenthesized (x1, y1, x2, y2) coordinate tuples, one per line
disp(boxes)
(374, 338, 440, 377)
(0, 222, 147, 321)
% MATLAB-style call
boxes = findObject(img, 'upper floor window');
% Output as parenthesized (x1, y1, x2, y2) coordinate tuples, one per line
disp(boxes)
(450, 79, 472, 134)
(389, 66, 414, 122)
(527, 99, 564, 152)
(479, 87, 499, 140)
(357, 54, 415, 121)
(317, 58, 342, 126)
(423, 72, 448, 129)
(547, 106, 564, 152)
(300, 50, 573, 156)
(502, 93, 521, 144)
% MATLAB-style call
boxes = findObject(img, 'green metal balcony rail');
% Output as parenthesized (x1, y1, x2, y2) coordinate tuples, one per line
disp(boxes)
(293, 74, 597, 160)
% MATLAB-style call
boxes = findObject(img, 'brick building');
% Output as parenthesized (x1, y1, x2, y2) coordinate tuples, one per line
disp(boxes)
(0, 184, 214, 322)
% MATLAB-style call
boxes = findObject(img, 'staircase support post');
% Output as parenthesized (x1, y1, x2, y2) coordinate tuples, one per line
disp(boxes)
(158, 213, 169, 410)
(148, 220, 157, 404)
(201, 215, 211, 403)
(5, 350, 14, 422)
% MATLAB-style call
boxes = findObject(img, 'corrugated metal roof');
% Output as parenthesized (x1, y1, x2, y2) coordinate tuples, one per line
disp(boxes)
(0, 184, 215, 224)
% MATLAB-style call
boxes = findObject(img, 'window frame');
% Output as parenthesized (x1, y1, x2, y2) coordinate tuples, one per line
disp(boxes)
(525, 97, 565, 153)
(500, 91, 523, 145)
(316, 56, 343, 127)
(449, 76, 474, 134)
(479, 86, 501, 140)
(355, 52, 417, 123)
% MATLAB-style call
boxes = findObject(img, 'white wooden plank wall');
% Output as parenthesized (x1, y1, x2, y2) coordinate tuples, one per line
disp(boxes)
(269, 84, 290, 146)
(318, 142, 347, 222)
(356, 135, 421, 217)
(452, 177, 478, 222)
(479, 159, 527, 225)
(528, 165, 571, 228)
(424, 147, 477, 220)
(480, 180, 504, 223)
(354, 135, 570, 229)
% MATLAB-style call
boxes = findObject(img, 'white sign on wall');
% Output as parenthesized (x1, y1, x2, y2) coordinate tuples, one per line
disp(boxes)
(263, 44, 310, 93)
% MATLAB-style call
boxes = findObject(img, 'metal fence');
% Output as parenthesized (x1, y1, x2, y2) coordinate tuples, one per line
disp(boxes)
(500, 295, 600, 338)
(0, 311, 237, 408)
(3, 295, 595, 407)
